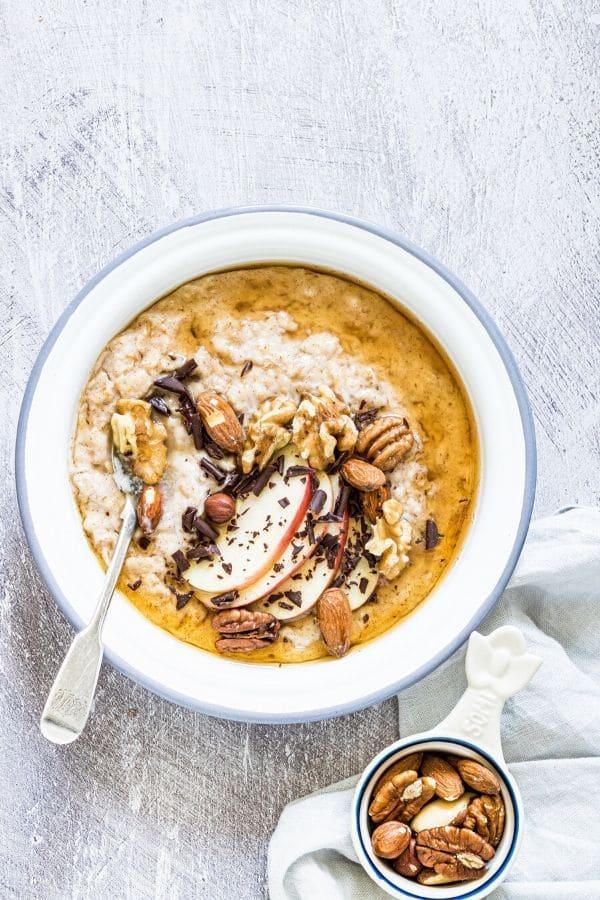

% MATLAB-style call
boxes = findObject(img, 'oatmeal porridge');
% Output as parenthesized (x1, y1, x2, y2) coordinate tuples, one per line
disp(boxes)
(70, 266, 478, 662)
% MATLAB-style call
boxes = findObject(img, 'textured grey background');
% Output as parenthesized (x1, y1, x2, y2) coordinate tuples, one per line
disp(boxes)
(1, 1, 599, 898)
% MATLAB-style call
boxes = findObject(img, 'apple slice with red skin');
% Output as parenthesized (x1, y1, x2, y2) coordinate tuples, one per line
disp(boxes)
(199, 473, 335, 610)
(185, 446, 312, 595)
(256, 510, 349, 621)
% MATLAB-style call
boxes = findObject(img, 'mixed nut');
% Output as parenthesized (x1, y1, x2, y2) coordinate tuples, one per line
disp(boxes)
(367, 751, 505, 886)
(110, 355, 440, 659)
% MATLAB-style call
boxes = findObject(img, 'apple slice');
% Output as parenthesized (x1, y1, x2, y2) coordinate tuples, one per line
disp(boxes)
(256, 510, 349, 621)
(185, 446, 311, 595)
(342, 517, 380, 610)
(199, 473, 335, 610)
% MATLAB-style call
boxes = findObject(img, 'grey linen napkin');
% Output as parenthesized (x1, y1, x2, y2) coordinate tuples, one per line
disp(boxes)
(268, 507, 600, 899)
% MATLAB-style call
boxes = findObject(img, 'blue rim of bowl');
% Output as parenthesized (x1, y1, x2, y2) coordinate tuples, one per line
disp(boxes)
(15, 205, 537, 723)
(353, 736, 521, 898)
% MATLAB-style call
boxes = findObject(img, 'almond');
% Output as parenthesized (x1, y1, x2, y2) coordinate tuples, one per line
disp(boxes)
(340, 457, 386, 492)
(456, 760, 501, 795)
(316, 588, 353, 658)
(361, 483, 391, 524)
(421, 754, 464, 801)
(196, 391, 245, 453)
(137, 484, 162, 534)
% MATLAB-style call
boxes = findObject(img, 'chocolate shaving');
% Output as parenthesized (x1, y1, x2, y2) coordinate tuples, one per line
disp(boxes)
(211, 590, 239, 607)
(154, 374, 191, 397)
(222, 472, 242, 494)
(137, 535, 150, 550)
(274, 455, 285, 476)
(305, 515, 315, 545)
(252, 464, 276, 496)
(204, 438, 225, 460)
(333, 485, 351, 517)
(149, 396, 171, 417)
(354, 408, 378, 429)
(309, 489, 326, 514)
(190, 414, 204, 450)
(278, 497, 290, 508)
(331, 574, 345, 588)
(327, 449, 351, 474)
(425, 518, 440, 550)
(278, 601, 293, 610)
(186, 546, 214, 561)
(240, 359, 253, 377)
(286, 465, 313, 478)
(172, 550, 190, 573)
(316, 512, 343, 523)
(193, 517, 219, 541)
(359, 576, 369, 594)
(175, 591, 193, 610)
(127, 579, 142, 591)
(236, 471, 258, 495)
(222, 562, 233, 575)
(290, 543, 304, 558)
(182, 506, 198, 533)
(174, 358, 197, 380)
(284, 590, 302, 607)
(200, 457, 226, 483)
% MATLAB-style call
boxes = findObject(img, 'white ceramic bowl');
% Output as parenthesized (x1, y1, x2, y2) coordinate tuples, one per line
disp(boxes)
(16, 207, 536, 723)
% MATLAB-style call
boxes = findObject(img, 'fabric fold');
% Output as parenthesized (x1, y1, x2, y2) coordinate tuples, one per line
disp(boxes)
(268, 508, 600, 899)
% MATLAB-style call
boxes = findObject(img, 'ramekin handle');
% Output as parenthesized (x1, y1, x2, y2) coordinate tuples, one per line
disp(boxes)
(435, 626, 541, 762)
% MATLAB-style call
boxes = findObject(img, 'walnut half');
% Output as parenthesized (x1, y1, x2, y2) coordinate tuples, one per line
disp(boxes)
(111, 399, 167, 484)
(365, 498, 412, 580)
(291, 385, 357, 469)
(241, 397, 296, 473)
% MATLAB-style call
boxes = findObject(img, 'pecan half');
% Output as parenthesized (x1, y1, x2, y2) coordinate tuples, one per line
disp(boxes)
(196, 391, 245, 453)
(456, 759, 501, 795)
(355, 415, 414, 471)
(394, 837, 423, 879)
(421, 754, 464, 801)
(212, 608, 280, 652)
(416, 826, 494, 883)
(369, 771, 436, 824)
(463, 795, 505, 847)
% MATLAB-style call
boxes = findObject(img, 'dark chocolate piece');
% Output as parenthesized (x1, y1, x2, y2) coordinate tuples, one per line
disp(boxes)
(252, 465, 276, 496)
(309, 489, 326, 514)
(149, 396, 171, 417)
(182, 506, 198, 533)
(186, 546, 214, 561)
(174, 358, 198, 379)
(172, 549, 190, 573)
(175, 591, 193, 610)
(425, 518, 440, 550)
(137, 535, 151, 550)
(127, 579, 142, 591)
(359, 576, 368, 594)
(200, 457, 227, 483)
(278, 497, 290, 508)
(286, 465, 313, 478)
(154, 374, 191, 397)
(211, 591, 239, 607)
(274, 455, 285, 476)
(193, 517, 219, 541)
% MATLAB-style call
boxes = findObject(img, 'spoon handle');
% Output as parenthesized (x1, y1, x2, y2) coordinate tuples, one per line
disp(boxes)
(40, 494, 138, 744)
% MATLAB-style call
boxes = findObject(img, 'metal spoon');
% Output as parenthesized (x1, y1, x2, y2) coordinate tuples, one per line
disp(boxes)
(39, 449, 142, 744)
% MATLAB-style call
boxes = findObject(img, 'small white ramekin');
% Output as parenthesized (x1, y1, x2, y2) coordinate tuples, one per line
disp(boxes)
(352, 626, 541, 898)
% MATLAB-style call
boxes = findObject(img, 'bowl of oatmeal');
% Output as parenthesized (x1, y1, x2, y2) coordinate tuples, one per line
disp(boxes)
(16, 208, 535, 722)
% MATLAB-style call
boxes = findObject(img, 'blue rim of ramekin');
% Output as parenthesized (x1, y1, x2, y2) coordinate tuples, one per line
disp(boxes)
(353, 736, 521, 898)
(15, 205, 537, 723)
